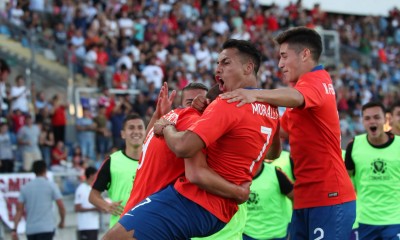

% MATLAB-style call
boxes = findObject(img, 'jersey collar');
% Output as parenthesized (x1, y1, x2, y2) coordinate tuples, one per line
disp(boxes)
(311, 65, 324, 72)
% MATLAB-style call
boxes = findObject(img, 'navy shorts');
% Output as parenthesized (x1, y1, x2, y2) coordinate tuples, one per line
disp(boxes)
(290, 200, 356, 240)
(119, 185, 226, 240)
(358, 223, 400, 240)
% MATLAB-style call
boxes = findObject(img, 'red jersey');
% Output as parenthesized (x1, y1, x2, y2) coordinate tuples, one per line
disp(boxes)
(282, 66, 355, 209)
(122, 108, 201, 215)
(174, 97, 279, 223)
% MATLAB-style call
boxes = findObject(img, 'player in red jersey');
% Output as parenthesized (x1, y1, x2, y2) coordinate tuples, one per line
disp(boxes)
(120, 83, 248, 216)
(104, 39, 281, 240)
(104, 81, 251, 239)
(221, 26, 356, 240)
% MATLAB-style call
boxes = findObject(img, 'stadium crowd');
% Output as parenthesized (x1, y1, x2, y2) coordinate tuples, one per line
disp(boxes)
(0, 0, 399, 172)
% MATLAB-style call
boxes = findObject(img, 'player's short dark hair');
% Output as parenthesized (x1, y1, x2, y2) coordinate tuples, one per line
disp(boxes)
(181, 82, 208, 104)
(390, 101, 400, 114)
(32, 160, 47, 175)
(206, 84, 222, 102)
(123, 113, 144, 129)
(182, 82, 208, 92)
(222, 39, 262, 75)
(361, 101, 386, 115)
(275, 26, 322, 62)
(85, 166, 97, 179)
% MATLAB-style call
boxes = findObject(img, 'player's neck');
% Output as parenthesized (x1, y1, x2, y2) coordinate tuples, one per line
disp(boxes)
(125, 146, 142, 160)
(368, 132, 389, 146)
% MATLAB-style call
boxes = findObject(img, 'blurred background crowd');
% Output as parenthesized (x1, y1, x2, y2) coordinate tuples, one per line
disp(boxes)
(0, 0, 399, 183)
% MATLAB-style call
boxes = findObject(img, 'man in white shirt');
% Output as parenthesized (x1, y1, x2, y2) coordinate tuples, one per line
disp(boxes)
(10, 75, 29, 114)
(75, 167, 100, 240)
(141, 57, 164, 91)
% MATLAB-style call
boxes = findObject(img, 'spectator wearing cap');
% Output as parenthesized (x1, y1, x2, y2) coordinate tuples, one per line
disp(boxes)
(17, 114, 41, 172)
(0, 119, 14, 172)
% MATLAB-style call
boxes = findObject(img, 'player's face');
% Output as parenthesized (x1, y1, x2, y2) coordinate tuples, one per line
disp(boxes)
(278, 43, 303, 87)
(362, 106, 386, 138)
(391, 107, 400, 133)
(121, 119, 146, 147)
(215, 48, 248, 92)
(181, 89, 207, 107)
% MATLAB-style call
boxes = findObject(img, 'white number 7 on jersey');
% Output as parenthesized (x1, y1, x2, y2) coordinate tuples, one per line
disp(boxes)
(249, 126, 272, 173)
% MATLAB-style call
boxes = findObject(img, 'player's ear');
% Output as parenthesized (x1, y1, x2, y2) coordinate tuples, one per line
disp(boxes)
(244, 61, 254, 75)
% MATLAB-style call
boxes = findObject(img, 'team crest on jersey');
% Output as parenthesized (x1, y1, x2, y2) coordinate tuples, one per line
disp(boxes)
(370, 158, 387, 174)
(247, 192, 259, 205)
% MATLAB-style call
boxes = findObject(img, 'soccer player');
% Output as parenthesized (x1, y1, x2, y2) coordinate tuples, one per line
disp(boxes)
(220, 26, 356, 239)
(105, 39, 281, 239)
(389, 101, 400, 136)
(89, 113, 145, 228)
(345, 102, 400, 240)
(243, 161, 294, 240)
(180, 82, 208, 107)
(107, 83, 250, 239)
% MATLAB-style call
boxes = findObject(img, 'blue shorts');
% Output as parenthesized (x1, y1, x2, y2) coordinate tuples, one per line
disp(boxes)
(119, 185, 226, 240)
(358, 223, 400, 240)
(290, 200, 356, 240)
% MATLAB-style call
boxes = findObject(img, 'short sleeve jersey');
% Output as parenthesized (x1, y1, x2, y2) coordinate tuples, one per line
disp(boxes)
(122, 108, 201, 215)
(281, 66, 355, 209)
(174, 97, 280, 223)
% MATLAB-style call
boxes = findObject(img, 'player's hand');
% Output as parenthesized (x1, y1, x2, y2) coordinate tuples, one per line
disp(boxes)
(58, 219, 65, 229)
(11, 231, 18, 240)
(220, 89, 257, 107)
(153, 118, 175, 137)
(191, 95, 210, 113)
(156, 82, 176, 118)
(234, 181, 252, 204)
(106, 200, 124, 216)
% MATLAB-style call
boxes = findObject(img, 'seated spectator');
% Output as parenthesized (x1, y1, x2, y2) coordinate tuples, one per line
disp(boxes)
(51, 140, 68, 169)
(112, 64, 129, 89)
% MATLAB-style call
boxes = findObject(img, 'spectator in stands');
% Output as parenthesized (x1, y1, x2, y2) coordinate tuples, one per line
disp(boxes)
(12, 160, 65, 240)
(0, 119, 14, 173)
(110, 96, 131, 149)
(97, 86, 115, 119)
(0, 58, 10, 117)
(93, 105, 111, 162)
(76, 107, 96, 161)
(51, 140, 68, 169)
(112, 64, 129, 89)
(53, 22, 67, 45)
(84, 43, 99, 86)
(17, 114, 41, 172)
(32, 89, 50, 122)
(38, 121, 55, 168)
(10, 75, 30, 114)
(50, 94, 67, 144)
(75, 166, 100, 240)
(141, 56, 164, 92)
(72, 145, 88, 178)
